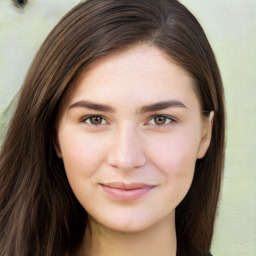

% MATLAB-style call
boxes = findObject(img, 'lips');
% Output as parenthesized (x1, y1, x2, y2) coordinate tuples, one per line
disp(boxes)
(100, 182, 155, 201)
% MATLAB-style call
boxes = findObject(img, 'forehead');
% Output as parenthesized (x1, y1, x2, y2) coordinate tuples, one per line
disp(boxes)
(62, 45, 199, 109)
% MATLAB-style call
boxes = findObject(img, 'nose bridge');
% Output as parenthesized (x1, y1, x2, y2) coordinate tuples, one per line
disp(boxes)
(107, 123, 146, 170)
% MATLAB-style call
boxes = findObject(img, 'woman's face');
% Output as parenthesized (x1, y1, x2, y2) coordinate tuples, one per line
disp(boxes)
(56, 45, 213, 233)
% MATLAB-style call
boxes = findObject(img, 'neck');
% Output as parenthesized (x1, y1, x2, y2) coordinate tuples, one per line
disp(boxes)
(79, 212, 177, 256)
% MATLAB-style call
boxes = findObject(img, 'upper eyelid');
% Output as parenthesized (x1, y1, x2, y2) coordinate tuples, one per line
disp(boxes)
(147, 114, 177, 122)
(80, 115, 109, 123)
(144, 115, 178, 128)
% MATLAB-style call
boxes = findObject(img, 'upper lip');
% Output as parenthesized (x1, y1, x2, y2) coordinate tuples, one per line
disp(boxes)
(101, 182, 155, 190)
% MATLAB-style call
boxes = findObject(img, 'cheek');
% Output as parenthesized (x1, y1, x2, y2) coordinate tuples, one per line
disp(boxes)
(150, 131, 199, 171)
(58, 131, 109, 210)
(147, 130, 200, 195)
(58, 130, 107, 180)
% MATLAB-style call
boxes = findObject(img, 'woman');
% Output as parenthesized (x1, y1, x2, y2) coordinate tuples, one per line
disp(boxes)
(0, 0, 225, 255)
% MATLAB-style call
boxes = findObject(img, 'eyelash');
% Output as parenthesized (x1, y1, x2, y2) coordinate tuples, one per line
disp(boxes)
(80, 115, 176, 127)
(147, 115, 176, 126)
(80, 115, 108, 125)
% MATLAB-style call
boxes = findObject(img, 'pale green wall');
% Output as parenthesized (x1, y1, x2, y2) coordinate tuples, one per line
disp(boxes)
(1, 0, 256, 255)
(0, 0, 81, 143)
(180, 0, 256, 255)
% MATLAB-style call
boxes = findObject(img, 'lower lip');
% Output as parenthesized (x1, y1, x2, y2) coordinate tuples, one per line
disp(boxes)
(101, 185, 154, 201)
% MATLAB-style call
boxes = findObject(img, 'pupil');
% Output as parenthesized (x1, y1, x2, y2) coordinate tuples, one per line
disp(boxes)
(154, 116, 166, 125)
(91, 116, 102, 124)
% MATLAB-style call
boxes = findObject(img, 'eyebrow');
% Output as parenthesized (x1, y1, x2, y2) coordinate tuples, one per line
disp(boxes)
(68, 100, 115, 112)
(138, 100, 187, 113)
(68, 100, 187, 113)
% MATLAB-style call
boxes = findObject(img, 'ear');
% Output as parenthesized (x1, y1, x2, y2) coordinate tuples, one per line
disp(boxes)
(197, 111, 214, 159)
(54, 142, 62, 158)
(53, 116, 63, 158)
(53, 135, 62, 158)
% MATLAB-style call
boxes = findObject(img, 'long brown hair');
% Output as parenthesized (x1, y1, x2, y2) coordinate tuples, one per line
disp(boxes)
(0, 0, 225, 255)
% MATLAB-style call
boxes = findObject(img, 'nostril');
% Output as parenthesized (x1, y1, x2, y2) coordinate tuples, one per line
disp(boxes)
(12, 0, 28, 8)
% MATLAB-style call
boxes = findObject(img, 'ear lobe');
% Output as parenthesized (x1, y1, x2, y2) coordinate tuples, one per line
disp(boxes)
(197, 111, 214, 159)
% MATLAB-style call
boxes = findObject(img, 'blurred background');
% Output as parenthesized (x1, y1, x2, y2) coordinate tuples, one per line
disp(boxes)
(0, 0, 255, 255)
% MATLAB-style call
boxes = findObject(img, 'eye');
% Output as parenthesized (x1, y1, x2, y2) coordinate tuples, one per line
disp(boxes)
(148, 115, 174, 126)
(81, 116, 107, 125)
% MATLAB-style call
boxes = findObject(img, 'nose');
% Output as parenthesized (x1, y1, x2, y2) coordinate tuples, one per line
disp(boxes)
(106, 126, 146, 171)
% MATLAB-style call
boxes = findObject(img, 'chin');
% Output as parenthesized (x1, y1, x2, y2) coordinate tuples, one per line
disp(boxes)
(89, 208, 174, 235)
(106, 221, 152, 234)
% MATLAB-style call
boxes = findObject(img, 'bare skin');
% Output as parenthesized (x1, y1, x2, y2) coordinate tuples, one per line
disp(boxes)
(56, 45, 213, 256)
(79, 212, 176, 256)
